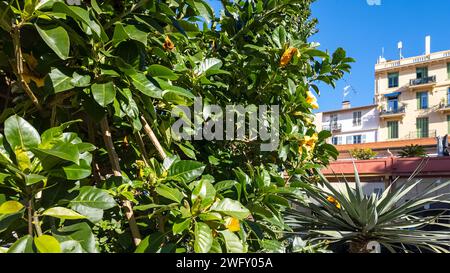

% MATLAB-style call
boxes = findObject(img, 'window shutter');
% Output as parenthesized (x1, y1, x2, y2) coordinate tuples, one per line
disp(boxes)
(416, 92, 420, 109)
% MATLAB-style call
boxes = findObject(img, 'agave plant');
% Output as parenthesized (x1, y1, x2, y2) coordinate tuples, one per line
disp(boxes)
(284, 162, 450, 253)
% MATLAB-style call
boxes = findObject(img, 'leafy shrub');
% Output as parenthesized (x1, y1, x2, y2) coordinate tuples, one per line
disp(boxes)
(0, 0, 353, 252)
(399, 145, 427, 158)
(349, 148, 377, 160)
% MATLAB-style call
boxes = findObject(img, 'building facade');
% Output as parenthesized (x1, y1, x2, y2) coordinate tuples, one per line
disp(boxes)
(316, 102, 379, 145)
(375, 48, 450, 142)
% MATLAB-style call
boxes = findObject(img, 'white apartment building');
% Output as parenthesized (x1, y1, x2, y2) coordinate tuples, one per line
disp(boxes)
(315, 101, 379, 145)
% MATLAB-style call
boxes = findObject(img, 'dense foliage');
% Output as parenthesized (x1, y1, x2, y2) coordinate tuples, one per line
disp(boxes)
(349, 148, 377, 160)
(0, 0, 355, 253)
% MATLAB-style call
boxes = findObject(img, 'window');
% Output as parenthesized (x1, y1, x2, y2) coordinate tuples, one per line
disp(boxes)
(447, 63, 450, 79)
(387, 121, 399, 139)
(416, 117, 429, 138)
(447, 115, 450, 134)
(387, 98, 398, 112)
(332, 136, 342, 145)
(353, 135, 362, 144)
(353, 111, 362, 126)
(388, 72, 399, 88)
(346, 136, 352, 144)
(447, 88, 450, 106)
(330, 114, 338, 126)
(416, 92, 428, 109)
(373, 188, 383, 197)
(416, 67, 428, 79)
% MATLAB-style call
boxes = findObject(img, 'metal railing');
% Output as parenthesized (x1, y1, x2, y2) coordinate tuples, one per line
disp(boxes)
(405, 130, 437, 139)
(323, 123, 342, 132)
(380, 106, 406, 116)
(409, 75, 436, 86)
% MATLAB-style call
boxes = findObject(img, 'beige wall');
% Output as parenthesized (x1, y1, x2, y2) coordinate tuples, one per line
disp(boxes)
(375, 58, 450, 141)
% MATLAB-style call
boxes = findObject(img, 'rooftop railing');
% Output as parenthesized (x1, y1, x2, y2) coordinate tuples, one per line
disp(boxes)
(375, 50, 450, 71)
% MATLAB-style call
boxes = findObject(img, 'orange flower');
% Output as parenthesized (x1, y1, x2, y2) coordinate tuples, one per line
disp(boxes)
(306, 91, 319, 109)
(163, 36, 174, 51)
(279, 47, 299, 67)
(224, 217, 240, 232)
(327, 196, 336, 203)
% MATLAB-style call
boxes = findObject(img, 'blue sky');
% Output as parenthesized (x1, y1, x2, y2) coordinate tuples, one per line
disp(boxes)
(208, 0, 450, 112)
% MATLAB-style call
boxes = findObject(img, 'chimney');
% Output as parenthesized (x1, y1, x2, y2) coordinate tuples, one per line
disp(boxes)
(425, 35, 431, 55)
(342, 101, 351, 109)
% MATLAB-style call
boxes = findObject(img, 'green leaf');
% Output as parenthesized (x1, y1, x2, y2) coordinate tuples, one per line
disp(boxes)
(194, 58, 222, 77)
(167, 160, 205, 183)
(211, 198, 250, 220)
(191, 178, 216, 209)
(24, 174, 46, 186)
(194, 1, 213, 24)
(0, 201, 24, 214)
(194, 222, 213, 253)
(53, 222, 98, 253)
(127, 71, 162, 99)
(91, 82, 116, 107)
(35, 24, 70, 60)
(53, 2, 102, 39)
(32, 142, 80, 167)
(7, 235, 34, 253)
(62, 159, 92, 180)
(135, 232, 165, 253)
(172, 218, 191, 235)
(69, 186, 116, 210)
(71, 72, 91, 87)
(148, 64, 178, 80)
(42, 207, 86, 220)
(47, 68, 74, 93)
(69, 204, 103, 223)
(219, 230, 245, 253)
(34, 235, 62, 253)
(272, 26, 286, 48)
(155, 184, 184, 203)
(4, 115, 41, 150)
(112, 22, 148, 46)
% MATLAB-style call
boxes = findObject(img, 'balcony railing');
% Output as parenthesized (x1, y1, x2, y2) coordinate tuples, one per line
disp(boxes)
(380, 106, 406, 116)
(409, 75, 436, 86)
(323, 123, 342, 132)
(405, 130, 437, 139)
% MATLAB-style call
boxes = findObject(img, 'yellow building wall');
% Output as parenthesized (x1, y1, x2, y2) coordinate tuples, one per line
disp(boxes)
(375, 59, 450, 141)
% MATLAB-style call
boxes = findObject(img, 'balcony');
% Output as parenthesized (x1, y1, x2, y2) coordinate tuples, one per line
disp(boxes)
(323, 123, 342, 132)
(405, 130, 437, 140)
(409, 76, 436, 90)
(379, 106, 405, 119)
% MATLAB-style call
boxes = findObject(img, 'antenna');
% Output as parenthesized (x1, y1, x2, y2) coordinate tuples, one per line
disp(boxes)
(398, 41, 403, 59)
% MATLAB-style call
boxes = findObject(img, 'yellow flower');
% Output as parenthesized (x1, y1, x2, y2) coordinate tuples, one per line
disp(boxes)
(327, 196, 336, 203)
(298, 133, 318, 155)
(335, 201, 341, 209)
(163, 36, 175, 51)
(224, 217, 240, 232)
(306, 91, 319, 109)
(279, 47, 299, 67)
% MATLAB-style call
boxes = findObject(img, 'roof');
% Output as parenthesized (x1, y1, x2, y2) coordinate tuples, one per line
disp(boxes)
(322, 156, 450, 178)
(334, 137, 447, 152)
(320, 104, 377, 115)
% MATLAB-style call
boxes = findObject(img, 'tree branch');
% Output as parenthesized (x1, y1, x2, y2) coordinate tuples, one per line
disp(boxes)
(140, 115, 167, 160)
(100, 117, 142, 246)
